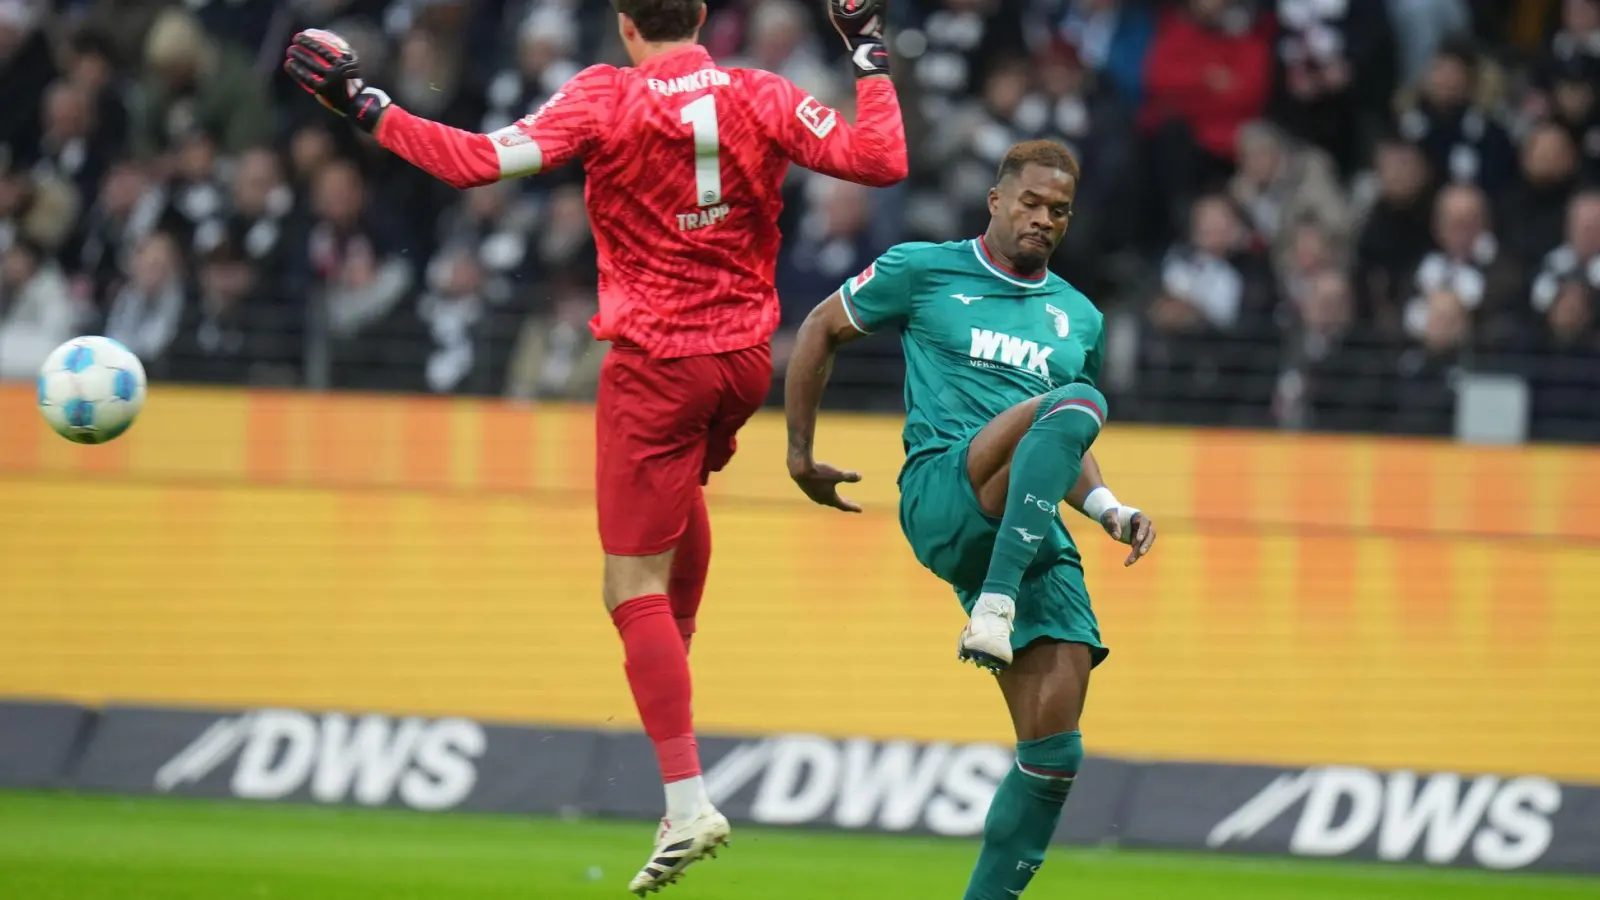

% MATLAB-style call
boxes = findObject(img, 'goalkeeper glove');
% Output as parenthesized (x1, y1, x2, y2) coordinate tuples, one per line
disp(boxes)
(828, 0, 890, 79)
(284, 29, 391, 133)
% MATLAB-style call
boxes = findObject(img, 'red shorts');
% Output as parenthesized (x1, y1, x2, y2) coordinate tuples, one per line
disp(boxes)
(595, 343, 772, 556)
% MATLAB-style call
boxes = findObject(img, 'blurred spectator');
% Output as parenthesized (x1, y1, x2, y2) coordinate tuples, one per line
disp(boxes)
(530, 184, 596, 285)
(1140, 193, 1276, 423)
(1498, 122, 1582, 272)
(907, 58, 1025, 241)
(1400, 183, 1521, 366)
(505, 274, 605, 401)
(1138, 0, 1274, 250)
(1276, 216, 1343, 308)
(1032, 40, 1137, 288)
(130, 7, 276, 160)
(162, 132, 229, 242)
(900, 0, 1006, 131)
(1272, 268, 1393, 430)
(1526, 0, 1600, 118)
(397, 245, 519, 395)
(1353, 136, 1436, 334)
(1384, 0, 1471, 88)
(66, 161, 165, 304)
(34, 80, 112, 202)
(167, 235, 300, 386)
(1530, 190, 1600, 326)
(392, 26, 475, 125)
(104, 230, 187, 367)
(480, 8, 582, 134)
(296, 159, 415, 390)
(0, 0, 55, 166)
(1397, 37, 1518, 195)
(1541, 53, 1600, 183)
(58, 29, 130, 154)
(0, 238, 78, 379)
(1270, 0, 1397, 175)
(1520, 198, 1600, 440)
(1029, 0, 1157, 111)
(728, 0, 836, 103)
(1393, 284, 1469, 434)
(775, 177, 875, 367)
(207, 146, 295, 270)
(435, 181, 537, 289)
(1229, 120, 1351, 287)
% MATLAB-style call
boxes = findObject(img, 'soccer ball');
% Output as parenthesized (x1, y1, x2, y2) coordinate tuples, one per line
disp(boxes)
(36, 336, 148, 444)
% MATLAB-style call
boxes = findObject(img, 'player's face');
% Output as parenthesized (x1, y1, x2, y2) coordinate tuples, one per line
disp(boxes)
(990, 164, 1076, 270)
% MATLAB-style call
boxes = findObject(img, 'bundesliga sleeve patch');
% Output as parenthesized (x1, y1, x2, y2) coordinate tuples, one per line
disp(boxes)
(796, 96, 839, 139)
(848, 262, 876, 294)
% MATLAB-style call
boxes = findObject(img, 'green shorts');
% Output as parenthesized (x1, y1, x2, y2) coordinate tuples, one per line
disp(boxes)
(899, 439, 1109, 667)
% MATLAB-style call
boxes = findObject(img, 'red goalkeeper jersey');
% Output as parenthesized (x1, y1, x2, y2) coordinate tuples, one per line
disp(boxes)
(374, 45, 907, 359)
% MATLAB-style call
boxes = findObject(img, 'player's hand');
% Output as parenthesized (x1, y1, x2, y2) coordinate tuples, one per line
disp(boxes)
(284, 29, 391, 133)
(1100, 507, 1156, 567)
(827, 0, 890, 79)
(789, 458, 863, 513)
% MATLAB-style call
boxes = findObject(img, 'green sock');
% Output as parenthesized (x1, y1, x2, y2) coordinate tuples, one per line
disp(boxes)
(980, 384, 1107, 600)
(963, 731, 1084, 900)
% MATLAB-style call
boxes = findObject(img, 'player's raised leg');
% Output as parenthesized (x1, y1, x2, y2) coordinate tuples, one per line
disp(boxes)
(958, 382, 1107, 670)
(964, 639, 1093, 899)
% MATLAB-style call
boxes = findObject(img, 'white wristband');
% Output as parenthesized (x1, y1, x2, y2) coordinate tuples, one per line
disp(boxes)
(1081, 487, 1120, 522)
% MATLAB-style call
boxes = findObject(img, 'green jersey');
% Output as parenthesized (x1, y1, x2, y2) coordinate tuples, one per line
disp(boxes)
(839, 238, 1106, 477)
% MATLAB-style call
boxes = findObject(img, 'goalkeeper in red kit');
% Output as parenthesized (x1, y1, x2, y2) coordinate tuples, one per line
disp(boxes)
(284, 0, 906, 894)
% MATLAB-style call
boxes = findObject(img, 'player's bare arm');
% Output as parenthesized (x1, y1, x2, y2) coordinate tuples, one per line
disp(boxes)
(784, 293, 866, 513)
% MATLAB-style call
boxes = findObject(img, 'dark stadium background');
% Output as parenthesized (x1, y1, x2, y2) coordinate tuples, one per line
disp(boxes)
(3, 1, 1600, 898)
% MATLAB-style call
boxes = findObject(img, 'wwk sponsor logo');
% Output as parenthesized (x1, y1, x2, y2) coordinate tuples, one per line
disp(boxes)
(705, 735, 1011, 836)
(154, 710, 486, 811)
(1207, 766, 1562, 870)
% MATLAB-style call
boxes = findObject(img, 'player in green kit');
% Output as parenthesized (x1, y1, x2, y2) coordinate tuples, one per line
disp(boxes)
(783, 140, 1157, 900)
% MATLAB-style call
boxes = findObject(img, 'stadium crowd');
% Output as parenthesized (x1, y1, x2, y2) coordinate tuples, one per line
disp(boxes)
(0, 0, 1597, 440)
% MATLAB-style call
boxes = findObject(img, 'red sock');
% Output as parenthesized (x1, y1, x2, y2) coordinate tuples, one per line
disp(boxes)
(668, 489, 711, 650)
(611, 594, 701, 782)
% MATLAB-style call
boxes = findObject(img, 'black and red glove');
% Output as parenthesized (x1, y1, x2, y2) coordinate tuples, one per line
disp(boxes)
(828, 0, 890, 79)
(284, 29, 391, 133)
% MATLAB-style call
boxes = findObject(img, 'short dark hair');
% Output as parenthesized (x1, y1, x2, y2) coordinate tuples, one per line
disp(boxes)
(997, 140, 1080, 184)
(615, 0, 704, 42)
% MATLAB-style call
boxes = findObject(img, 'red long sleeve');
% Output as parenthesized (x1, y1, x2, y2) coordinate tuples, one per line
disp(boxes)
(758, 74, 908, 187)
(375, 106, 502, 190)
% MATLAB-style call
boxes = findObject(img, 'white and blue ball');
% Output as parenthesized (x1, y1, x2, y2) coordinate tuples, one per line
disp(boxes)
(36, 336, 147, 444)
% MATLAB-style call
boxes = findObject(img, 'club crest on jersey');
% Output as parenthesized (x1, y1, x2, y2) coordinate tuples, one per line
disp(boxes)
(796, 96, 839, 139)
(1044, 304, 1070, 338)
(493, 130, 532, 148)
(849, 262, 876, 293)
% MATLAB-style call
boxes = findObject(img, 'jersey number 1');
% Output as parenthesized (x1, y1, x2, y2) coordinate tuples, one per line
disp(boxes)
(680, 95, 723, 208)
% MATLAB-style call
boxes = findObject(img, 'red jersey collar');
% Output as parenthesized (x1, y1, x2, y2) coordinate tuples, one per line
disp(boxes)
(636, 44, 714, 73)
(976, 236, 1048, 283)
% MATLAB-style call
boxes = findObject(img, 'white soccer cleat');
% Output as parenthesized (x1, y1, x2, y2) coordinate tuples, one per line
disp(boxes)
(958, 592, 1015, 672)
(627, 807, 731, 895)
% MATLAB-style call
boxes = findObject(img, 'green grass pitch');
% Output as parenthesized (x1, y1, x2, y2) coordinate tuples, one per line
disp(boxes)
(1, 791, 1596, 899)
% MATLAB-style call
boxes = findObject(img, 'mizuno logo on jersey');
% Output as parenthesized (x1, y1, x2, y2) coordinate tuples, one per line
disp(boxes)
(953, 294, 984, 304)
(969, 329, 1053, 378)
(1014, 528, 1043, 544)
